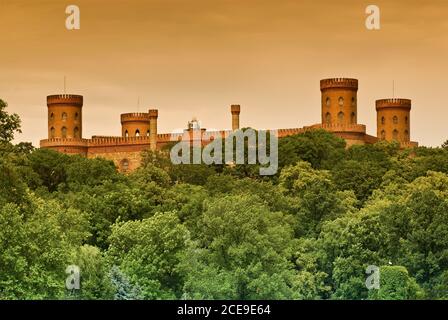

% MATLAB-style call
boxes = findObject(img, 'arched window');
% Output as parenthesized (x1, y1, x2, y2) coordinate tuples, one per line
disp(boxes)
(50, 127, 55, 138)
(351, 112, 356, 124)
(61, 127, 67, 138)
(393, 129, 399, 140)
(381, 130, 386, 140)
(74, 127, 79, 138)
(381, 116, 385, 125)
(338, 97, 344, 106)
(405, 116, 408, 125)
(351, 97, 356, 107)
(393, 116, 398, 124)
(404, 130, 409, 140)
(135, 129, 140, 137)
(120, 159, 129, 172)
(125, 130, 129, 138)
(50, 113, 54, 120)
(62, 112, 67, 121)
(75, 112, 79, 121)
(146, 130, 150, 136)
(325, 112, 331, 124)
(338, 111, 344, 124)
(326, 97, 330, 107)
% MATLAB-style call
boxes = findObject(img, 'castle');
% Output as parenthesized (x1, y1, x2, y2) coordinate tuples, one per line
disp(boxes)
(40, 78, 418, 172)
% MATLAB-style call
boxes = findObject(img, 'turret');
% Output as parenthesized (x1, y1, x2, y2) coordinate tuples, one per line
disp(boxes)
(231, 104, 240, 131)
(376, 98, 411, 143)
(120, 113, 150, 138)
(320, 78, 358, 126)
(47, 94, 83, 139)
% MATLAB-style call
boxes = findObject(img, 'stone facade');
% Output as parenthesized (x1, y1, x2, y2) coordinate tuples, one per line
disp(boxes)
(40, 78, 418, 172)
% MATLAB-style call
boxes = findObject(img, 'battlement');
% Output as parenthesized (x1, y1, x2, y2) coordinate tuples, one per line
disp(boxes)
(231, 105, 241, 114)
(320, 78, 358, 91)
(40, 138, 89, 148)
(148, 109, 158, 118)
(47, 94, 83, 107)
(376, 99, 411, 110)
(120, 112, 151, 123)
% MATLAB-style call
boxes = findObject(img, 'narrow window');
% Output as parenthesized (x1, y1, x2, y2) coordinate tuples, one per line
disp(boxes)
(125, 130, 129, 138)
(381, 130, 386, 140)
(74, 127, 79, 138)
(75, 112, 79, 120)
(50, 127, 55, 138)
(393, 116, 398, 124)
(381, 116, 385, 125)
(393, 129, 399, 140)
(351, 112, 356, 124)
(338, 111, 344, 124)
(62, 112, 67, 121)
(338, 97, 344, 106)
(120, 159, 129, 172)
(326, 97, 330, 106)
(146, 130, 150, 136)
(135, 129, 140, 137)
(325, 112, 331, 124)
(61, 127, 67, 138)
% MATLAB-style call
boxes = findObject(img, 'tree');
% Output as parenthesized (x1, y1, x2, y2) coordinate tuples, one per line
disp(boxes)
(0, 99, 21, 144)
(107, 212, 190, 299)
(278, 129, 346, 170)
(180, 195, 297, 299)
(368, 266, 423, 300)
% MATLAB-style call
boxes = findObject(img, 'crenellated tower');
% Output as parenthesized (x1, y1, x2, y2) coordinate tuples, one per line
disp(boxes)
(320, 78, 358, 127)
(376, 98, 411, 143)
(47, 94, 83, 139)
(120, 113, 151, 138)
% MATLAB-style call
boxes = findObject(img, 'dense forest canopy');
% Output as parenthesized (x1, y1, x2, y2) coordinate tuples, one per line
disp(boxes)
(1, 98, 448, 300)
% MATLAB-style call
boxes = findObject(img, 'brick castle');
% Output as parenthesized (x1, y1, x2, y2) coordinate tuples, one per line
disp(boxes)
(40, 78, 418, 172)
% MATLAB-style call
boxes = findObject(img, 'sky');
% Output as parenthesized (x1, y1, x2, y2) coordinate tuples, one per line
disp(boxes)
(1, 0, 447, 147)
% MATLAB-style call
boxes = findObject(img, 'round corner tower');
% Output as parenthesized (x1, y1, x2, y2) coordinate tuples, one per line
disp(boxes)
(47, 94, 83, 139)
(376, 98, 411, 143)
(120, 113, 151, 138)
(320, 78, 358, 127)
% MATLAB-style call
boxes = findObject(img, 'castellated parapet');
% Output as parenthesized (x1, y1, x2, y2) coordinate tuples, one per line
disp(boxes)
(376, 98, 415, 145)
(47, 94, 83, 141)
(121, 112, 151, 138)
(320, 78, 359, 128)
(40, 78, 419, 173)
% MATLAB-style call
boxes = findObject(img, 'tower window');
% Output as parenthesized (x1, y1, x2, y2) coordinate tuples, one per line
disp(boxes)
(381, 117, 385, 125)
(326, 97, 330, 107)
(338, 111, 344, 124)
(75, 112, 79, 120)
(62, 112, 67, 121)
(393, 116, 398, 124)
(393, 129, 399, 140)
(61, 127, 67, 139)
(50, 127, 55, 138)
(135, 129, 140, 137)
(351, 112, 356, 124)
(325, 112, 331, 124)
(381, 130, 386, 140)
(338, 97, 344, 106)
(125, 130, 129, 138)
(404, 130, 409, 140)
(405, 116, 408, 125)
(351, 97, 356, 107)
(146, 130, 150, 136)
(50, 113, 54, 120)
(74, 127, 79, 138)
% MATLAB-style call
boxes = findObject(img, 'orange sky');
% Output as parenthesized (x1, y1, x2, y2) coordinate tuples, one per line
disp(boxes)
(1, 0, 447, 146)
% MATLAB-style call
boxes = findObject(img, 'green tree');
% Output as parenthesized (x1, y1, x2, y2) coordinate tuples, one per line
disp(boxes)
(0, 99, 21, 144)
